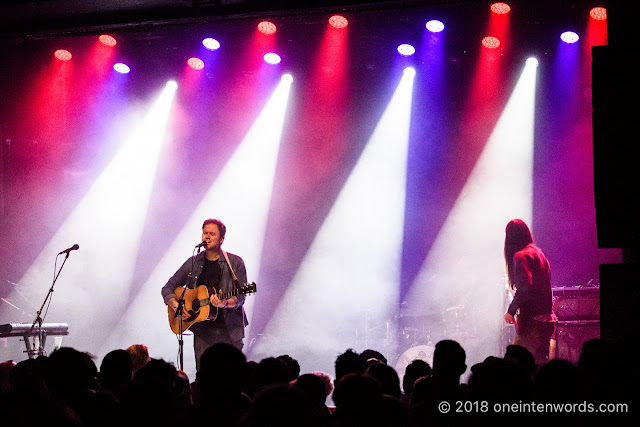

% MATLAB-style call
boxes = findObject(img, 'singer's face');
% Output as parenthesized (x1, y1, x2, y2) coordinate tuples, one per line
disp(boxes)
(202, 223, 224, 251)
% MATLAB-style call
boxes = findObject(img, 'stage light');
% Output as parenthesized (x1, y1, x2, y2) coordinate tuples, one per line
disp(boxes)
(202, 38, 221, 50)
(15, 81, 179, 362)
(98, 35, 117, 47)
(54, 49, 72, 61)
(187, 57, 205, 70)
(254, 70, 415, 369)
(490, 2, 511, 14)
(258, 21, 277, 35)
(590, 7, 607, 21)
(397, 44, 416, 56)
(113, 63, 130, 74)
(560, 31, 579, 44)
(404, 58, 538, 373)
(481, 36, 501, 49)
(526, 57, 539, 67)
(166, 80, 178, 89)
(111, 77, 293, 366)
(281, 73, 293, 83)
(329, 15, 348, 29)
(264, 52, 281, 65)
(403, 67, 416, 77)
(425, 20, 445, 33)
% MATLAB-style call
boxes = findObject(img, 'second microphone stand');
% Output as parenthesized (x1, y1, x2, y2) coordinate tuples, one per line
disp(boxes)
(27, 250, 72, 358)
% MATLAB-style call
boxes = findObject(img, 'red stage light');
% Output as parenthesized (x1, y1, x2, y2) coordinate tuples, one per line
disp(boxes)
(590, 7, 607, 20)
(54, 49, 72, 61)
(258, 21, 277, 35)
(98, 35, 117, 47)
(490, 2, 511, 14)
(481, 36, 501, 49)
(329, 15, 348, 29)
(187, 57, 205, 70)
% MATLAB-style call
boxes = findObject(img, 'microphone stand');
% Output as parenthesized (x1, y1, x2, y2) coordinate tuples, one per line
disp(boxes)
(27, 251, 72, 358)
(175, 244, 202, 372)
(175, 273, 190, 373)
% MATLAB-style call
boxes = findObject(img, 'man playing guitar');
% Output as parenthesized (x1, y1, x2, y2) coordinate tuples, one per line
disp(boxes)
(162, 218, 249, 371)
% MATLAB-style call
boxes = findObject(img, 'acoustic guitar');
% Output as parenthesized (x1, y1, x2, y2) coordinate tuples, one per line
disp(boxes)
(168, 282, 257, 334)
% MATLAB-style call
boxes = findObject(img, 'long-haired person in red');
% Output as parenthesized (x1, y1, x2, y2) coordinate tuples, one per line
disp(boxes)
(503, 219, 557, 365)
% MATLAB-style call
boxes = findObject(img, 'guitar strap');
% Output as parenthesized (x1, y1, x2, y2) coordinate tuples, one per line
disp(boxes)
(222, 250, 250, 327)
(222, 250, 238, 283)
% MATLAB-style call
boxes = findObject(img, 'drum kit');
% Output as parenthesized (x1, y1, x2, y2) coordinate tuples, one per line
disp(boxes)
(394, 304, 477, 377)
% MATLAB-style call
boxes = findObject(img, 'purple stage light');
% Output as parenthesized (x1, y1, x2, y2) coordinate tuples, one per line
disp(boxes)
(202, 38, 220, 50)
(113, 63, 130, 74)
(264, 52, 281, 64)
(560, 31, 579, 44)
(426, 20, 445, 33)
(397, 44, 416, 56)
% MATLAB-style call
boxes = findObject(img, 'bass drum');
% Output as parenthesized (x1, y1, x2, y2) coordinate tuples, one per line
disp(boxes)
(394, 344, 435, 380)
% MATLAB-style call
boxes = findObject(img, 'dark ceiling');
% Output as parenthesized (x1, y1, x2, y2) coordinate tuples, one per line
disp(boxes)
(0, 1, 636, 47)
(0, 0, 471, 36)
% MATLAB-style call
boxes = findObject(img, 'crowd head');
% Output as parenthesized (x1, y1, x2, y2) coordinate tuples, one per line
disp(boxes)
(0, 337, 634, 426)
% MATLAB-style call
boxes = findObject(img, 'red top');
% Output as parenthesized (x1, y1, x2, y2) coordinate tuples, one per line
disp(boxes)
(507, 243, 553, 318)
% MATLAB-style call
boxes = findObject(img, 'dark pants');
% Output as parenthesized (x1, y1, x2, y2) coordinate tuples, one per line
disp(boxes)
(191, 319, 244, 372)
(513, 318, 555, 365)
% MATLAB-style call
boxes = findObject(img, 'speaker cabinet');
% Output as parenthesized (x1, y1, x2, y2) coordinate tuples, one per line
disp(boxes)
(552, 286, 601, 363)
(552, 286, 600, 321)
(556, 320, 600, 364)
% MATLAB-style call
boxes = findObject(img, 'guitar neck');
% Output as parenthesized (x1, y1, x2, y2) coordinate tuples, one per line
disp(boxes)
(220, 287, 243, 300)
(211, 282, 256, 301)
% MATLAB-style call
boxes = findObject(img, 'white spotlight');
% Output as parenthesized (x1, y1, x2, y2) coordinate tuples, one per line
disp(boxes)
(526, 57, 539, 67)
(404, 56, 539, 373)
(403, 67, 416, 77)
(113, 63, 131, 74)
(426, 20, 445, 33)
(264, 53, 281, 65)
(397, 44, 416, 56)
(166, 80, 178, 89)
(254, 70, 415, 368)
(281, 73, 293, 83)
(560, 31, 579, 44)
(202, 38, 221, 51)
(12, 81, 179, 361)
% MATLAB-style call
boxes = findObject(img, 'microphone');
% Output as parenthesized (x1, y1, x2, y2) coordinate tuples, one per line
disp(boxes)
(58, 244, 79, 255)
(195, 241, 207, 249)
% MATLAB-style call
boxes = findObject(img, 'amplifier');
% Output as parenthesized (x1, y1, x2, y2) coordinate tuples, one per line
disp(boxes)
(552, 286, 600, 321)
(555, 320, 600, 363)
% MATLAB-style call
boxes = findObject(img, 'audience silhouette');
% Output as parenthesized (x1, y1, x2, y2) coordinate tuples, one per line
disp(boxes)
(0, 337, 635, 426)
